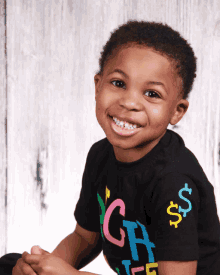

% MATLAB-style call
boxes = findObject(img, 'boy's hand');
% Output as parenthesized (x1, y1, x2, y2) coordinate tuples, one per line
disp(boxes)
(22, 246, 79, 275)
(12, 245, 42, 275)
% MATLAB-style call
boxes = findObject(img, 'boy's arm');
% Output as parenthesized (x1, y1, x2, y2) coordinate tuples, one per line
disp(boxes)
(158, 260, 197, 275)
(51, 223, 102, 270)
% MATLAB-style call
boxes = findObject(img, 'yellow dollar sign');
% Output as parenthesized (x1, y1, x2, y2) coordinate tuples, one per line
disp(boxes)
(167, 201, 182, 228)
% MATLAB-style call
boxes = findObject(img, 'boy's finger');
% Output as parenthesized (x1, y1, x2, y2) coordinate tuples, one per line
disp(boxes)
(30, 263, 39, 273)
(21, 263, 37, 275)
(22, 251, 40, 264)
(31, 245, 42, 255)
(16, 258, 37, 275)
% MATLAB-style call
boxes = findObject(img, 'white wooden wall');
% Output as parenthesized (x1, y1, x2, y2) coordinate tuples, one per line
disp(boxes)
(0, 0, 7, 257)
(1, 1, 220, 274)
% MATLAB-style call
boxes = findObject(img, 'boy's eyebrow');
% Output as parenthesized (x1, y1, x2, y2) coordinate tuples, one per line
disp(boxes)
(107, 68, 166, 89)
(108, 69, 129, 78)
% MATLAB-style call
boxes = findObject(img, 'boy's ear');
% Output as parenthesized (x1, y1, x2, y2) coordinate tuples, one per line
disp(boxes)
(170, 99, 189, 125)
(94, 74, 102, 100)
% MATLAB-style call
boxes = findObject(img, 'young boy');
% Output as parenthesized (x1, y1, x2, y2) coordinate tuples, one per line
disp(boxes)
(7, 20, 220, 275)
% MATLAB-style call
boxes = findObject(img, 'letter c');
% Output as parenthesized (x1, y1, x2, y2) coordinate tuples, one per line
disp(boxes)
(103, 199, 125, 247)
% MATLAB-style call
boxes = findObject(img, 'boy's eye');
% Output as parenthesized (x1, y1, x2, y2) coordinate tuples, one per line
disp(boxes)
(111, 81, 160, 98)
(145, 90, 160, 98)
(111, 80, 126, 89)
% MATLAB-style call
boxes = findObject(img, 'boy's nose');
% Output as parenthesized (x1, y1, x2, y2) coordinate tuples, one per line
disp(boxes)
(118, 90, 143, 111)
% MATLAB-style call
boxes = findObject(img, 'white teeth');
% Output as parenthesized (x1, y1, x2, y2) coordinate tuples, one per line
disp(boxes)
(124, 123, 129, 129)
(113, 117, 138, 129)
(119, 121, 124, 127)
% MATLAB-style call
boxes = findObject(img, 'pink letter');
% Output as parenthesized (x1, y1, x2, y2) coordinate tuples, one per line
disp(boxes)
(131, 266, 144, 275)
(103, 199, 125, 247)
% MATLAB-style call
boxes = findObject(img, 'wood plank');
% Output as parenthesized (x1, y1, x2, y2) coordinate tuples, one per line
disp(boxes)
(6, 0, 78, 254)
(168, 0, 220, 215)
(0, 0, 6, 256)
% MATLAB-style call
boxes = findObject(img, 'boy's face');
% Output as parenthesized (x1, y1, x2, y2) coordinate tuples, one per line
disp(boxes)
(94, 46, 189, 162)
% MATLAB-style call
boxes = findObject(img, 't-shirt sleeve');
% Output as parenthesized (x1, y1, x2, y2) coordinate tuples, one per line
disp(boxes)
(74, 145, 101, 233)
(150, 172, 200, 261)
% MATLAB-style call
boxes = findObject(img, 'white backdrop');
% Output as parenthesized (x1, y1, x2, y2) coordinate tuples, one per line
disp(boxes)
(0, 1, 220, 274)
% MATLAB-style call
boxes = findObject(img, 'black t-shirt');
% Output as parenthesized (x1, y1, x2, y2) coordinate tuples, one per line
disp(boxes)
(74, 129, 220, 275)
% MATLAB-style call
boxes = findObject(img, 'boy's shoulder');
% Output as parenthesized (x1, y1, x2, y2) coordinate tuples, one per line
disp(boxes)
(89, 137, 111, 157)
(85, 137, 112, 167)
(90, 137, 110, 151)
(159, 130, 210, 185)
(83, 138, 112, 185)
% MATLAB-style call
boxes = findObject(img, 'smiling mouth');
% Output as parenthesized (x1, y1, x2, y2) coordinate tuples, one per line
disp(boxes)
(109, 116, 141, 129)
(109, 116, 142, 137)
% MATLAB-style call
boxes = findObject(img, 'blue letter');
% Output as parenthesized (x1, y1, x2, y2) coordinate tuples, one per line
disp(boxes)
(121, 260, 131, 275)
(123, 220, 155, 262)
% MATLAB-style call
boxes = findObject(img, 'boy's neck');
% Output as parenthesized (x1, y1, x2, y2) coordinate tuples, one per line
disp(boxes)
(112, 131, 166, 163)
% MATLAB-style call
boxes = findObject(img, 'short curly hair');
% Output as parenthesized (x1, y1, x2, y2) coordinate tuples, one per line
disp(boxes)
(96, 20, 197, 100)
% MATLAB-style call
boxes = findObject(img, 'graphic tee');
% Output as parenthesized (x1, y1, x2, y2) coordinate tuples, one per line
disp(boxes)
(74, 130, 220, 275)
